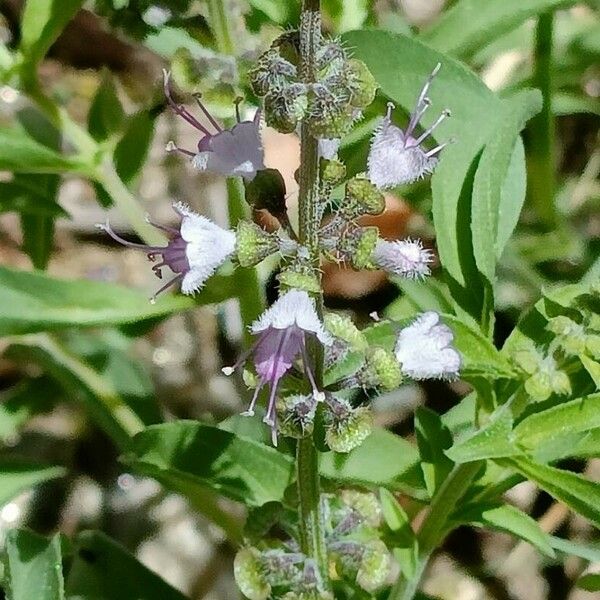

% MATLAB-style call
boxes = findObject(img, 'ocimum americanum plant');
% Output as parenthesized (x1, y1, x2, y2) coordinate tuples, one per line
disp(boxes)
(98, 6, 460, 600)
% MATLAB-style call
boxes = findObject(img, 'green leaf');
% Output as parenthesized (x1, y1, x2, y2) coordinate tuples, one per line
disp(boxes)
(124, 421, 294, 507)
(453, 503, 555, 557)
(65, 530, 186, 600)
(471, 91, 542, 285)
(446, 406, 520, 463)
(323, 0, 369, 33)
(0, 463, 66, 506)
(247, 0, 298, 23)
(580, 356, 600, 388)
(513, 393, 600, 450)
(87, 72, 125, 141)
(415, 407, 454, 496)
(19, 0, 84, 68)
(0, 266, 194, 336)
(379, 488, 416, 547)
(550, 536, 600, 562)
(503, 456, 600, 529)
(320, 428, 426, 500)
(577, 574, 600, 592)
(420, 0, 577, 59)
(3, 529, 64, 600)
(113, 110, 157, 184)
(0, 128, 83, 175)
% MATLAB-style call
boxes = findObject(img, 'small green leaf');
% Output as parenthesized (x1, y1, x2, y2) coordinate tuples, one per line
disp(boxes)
(114, 110, 157, 184)
(19, 0, 84, 68)
(379, 488, 416, 547)
(66, 530, 186, 600)
(320, 428, 426, 500)
(88, 72, 126, 141)
(420, 0, 577, 59)
(453, 503, 555, 557)
(3, 529, 64, 600)
(0, 463, 66, 506)
(415, 407, 454, 496)
(124, 421, 294, 507)
(577, 574, 600, 592)
(581, 356, 600, 388)
(550, 536, 600, 562)
(503, 457, 600, 529)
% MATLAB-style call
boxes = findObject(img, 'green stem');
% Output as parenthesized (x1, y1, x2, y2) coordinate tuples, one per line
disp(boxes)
(388, 462, 482, 600)
(526, 12, 557, 230)
(207, 0, 235, 55)
(295, 0, 329, 583)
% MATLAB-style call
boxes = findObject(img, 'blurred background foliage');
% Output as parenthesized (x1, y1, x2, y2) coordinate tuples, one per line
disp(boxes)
(0, 1, 598, 599)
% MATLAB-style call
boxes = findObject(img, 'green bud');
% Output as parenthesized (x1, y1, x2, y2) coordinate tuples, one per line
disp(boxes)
(309, 109, 355, 138)
(236, 221, 278, 267)
(243, 168, 287, 218)
(249, 48, 297, 96)
(324, 313, 368, 352)
(347, 59, 378, 109)
(348, 227, 379, 270)
(511, 346, 541, 376)
(345, 176, 385, 216)
(585, 334, 600, 360)
(525, 372, 552, 401)
(341, 490, 382, 528)
(548, 316, 586, 356)
(278, 395, 317, 439)
(243, 368, 259, 389)
(356, 540, 391, 593)
(326, 400, 373, 453)
(234, 547, 270, 600)
(550, 370, 571, 396)
(279, 264, 321, 294)
(282, 592, 334, 600)
(264, 83, 308, 133)
(547, 316, 578, 336)
(320, 158, 346, 186)
(360, 347, 403, 391)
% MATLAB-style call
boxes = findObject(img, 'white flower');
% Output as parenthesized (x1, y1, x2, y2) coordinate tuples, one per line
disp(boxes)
(372, 238, 433, 279)
(318, 137, 341, 160)
(367, 63, 451, 189)
(164, 70, 265, 181)
(394, 311, 461, 380)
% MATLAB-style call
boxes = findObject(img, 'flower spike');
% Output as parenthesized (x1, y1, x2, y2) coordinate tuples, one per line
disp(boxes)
(163, 70, 265, 180)
(97, 203, 235, 302)
(367, 63, 451, 189)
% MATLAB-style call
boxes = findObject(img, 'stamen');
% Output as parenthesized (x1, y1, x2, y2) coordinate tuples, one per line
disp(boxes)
(96, 221, 165, 252)
(151, 261, 167, 278)
(165, 141, 196, 157)
(162, 70, 212, 135)
(222, 330, 270, 377)
(408, 109, 451, 147)
(149, 272, 183, 304)
(145, 213, 179, 236)
(426, 138, 454, 157)
(301, 335, 324, 400)
(405, 97, 431, 139)
(192, 92, 223, 133)
(234, 96, 244, 123)
(385, 102, 395, 120)
(241, 381, 264, 417)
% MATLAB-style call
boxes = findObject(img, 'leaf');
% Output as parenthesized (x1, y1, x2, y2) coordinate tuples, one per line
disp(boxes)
(124, 421, 294, 507)
(513, 393, 600, 450)
(19, 0, 84, 68)
(65, 530, 186, 600)
(550, 536, 600, 562)
(379, 488, 416, 547)
(113, 109, 157, 184)
(0, 266, 194, 336)
(87, 72, 125, 141)
(0, 128, 83, 175)
(3, 529, 64, 600)
(446, 406, 520, 463)
(453, 503, 555, 557)
(320, 428, 426, 500)
(471, 91, 542, 283)
(323, 0, 370, 33)
(577, 574, 600, 592)
(0, 463, 66, 506)
(247, 0, 298, 24)
(414, 407, 454, 496)
(420, 0, 577, 59)
(580, 356, 600, 388)
(502, 456, 600, 529)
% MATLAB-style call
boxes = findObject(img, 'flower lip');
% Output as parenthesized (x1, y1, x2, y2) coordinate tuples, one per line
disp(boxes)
(163, 70, 265, 180)
(372, 238, 434, 279)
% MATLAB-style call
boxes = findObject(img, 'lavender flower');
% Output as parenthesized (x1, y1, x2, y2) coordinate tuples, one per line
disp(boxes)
(367, 63, 451, 189)
(222, 289, 332, 445)
(372, 238, 433, 279)
(394, 311, 461, 380)
(163, 70, 265, 180)
(98, 202, 235, 302)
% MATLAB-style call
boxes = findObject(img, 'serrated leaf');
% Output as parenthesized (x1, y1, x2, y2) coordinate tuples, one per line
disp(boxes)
(65, 530, 186, 600)
(0, 463, 66, 506)
(453, 503, 555, 557)
(420, 0, 577, 59)
(502, 457, 600, 529)
(124, 421, 294, 507)
(3, 529, 64, 600)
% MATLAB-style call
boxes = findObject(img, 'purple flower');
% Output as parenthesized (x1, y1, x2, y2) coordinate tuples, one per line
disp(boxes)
(394, 311, 461, 381)
(163, 70, 265, 180)
(372, 238, 433, 279)
(222, 289, 332, 445)
(98, 202, 235, 302)
(367, 63, 452, 189)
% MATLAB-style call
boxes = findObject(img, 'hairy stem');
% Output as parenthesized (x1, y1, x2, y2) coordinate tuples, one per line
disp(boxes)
(296, 0, 329, 583)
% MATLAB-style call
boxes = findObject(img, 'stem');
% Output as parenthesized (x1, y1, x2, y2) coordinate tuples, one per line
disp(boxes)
(388, 462, 482, 600)
(526, 12, 557, 230)
(296, 0, 329, 582)
(207, 0, 235, 55)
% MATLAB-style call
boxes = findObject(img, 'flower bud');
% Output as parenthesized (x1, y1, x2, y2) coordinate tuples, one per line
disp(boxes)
(236, 221, 279, 267)
(548, 316, 586, 356)
(347, 59, 378, 109)
(324, 313, 368, 352)
(249, 48, 297, 96)
(511, 345, 541, 376)
(325, 396, 373, 453)
(525, 371, 553, 401)
(341, 490, 382, 528)
(279, 263, 321, 294)
(585, 335, 600, 360)
(345, 176, 385, 216)
(279, 395, 318, 439)
(550, 370, 571, 396)
(264, 83, 309, 133)
(309, 108, 356, 139)
(320, 158, 346, 186)
(234, 547, 270, 600)
(243, 168, 288, 218)
(337, 226, 379, 270)
(316, 40, 347, 71)
(359, 347, 403, 391)
(356, 540, 391, 593)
